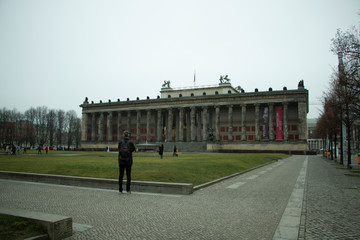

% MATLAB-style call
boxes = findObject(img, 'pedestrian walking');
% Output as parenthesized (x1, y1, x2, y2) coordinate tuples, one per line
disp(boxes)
(37, 146, 42, 155)
(158, 144, 164, 159)
(11, 145, 16, 155)
(118, 131, 135, 193)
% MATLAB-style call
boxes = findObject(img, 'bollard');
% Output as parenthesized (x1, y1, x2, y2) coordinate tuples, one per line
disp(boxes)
(358, 153, 360, 164)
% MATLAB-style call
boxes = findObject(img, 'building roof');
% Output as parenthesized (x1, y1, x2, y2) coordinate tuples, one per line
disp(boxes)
(160, 83, 240, 98)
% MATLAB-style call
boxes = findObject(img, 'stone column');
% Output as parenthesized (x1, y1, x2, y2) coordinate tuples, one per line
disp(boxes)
(190, 107, 196, 142)
(269, 103, 274, 140)
(255, 104, 260, 141)
(146, 110, 151, 142)
(228, 105, 233, 141)
(197, 111, 202, 141)
(215, 106, 220, 141)
(81, 112, 87, 141)
(136, 110, 141, 143)
(107, 112, 113, 142)
(283, 102, 288, 141)
(241, 105, 246, 141)
(99, 112, 104, 141)
(179, 108, 184, 142)
(91, 113, 96, 141)
(202, 107, 208, 142)
(157, 109, 162, 142)
(167, 108, 173, 142)
(117, 112, 122, 141)
(175, 109, 179, 142)
(127, 111, 131, 132)
(186, 109, 190, 142)
(298, 101, 307, 140)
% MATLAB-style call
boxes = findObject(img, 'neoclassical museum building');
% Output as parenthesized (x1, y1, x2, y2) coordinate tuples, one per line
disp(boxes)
(80, 79, 308, 153)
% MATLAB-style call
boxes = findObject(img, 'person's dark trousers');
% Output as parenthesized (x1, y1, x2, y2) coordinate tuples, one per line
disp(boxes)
(119, 163, 132, 192)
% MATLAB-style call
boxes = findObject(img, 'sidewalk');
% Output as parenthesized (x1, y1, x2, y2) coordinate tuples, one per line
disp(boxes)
(302, 155, 360, 239)
(323, 153, 360, 167)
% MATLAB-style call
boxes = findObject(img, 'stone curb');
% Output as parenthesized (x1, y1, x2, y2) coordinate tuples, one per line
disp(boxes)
(193, 160, 277, 191)
(0, 171, 193, 195)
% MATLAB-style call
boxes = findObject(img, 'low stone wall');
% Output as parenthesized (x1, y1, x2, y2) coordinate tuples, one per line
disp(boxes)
(0, 171, 193, 195)
(0, 207, 72, 240)
(162, 142, 207, 153)
(80, 141, 310, 153)
(79, 141, 207, 153)
(208, 141, 309, 154)
(79, 142, 118, 151)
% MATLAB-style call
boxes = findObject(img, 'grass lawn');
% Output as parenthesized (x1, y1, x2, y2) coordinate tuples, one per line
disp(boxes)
(0, 150, 287, 185)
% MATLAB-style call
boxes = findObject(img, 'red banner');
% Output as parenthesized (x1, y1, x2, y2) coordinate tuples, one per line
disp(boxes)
(276, 106, 283, 140)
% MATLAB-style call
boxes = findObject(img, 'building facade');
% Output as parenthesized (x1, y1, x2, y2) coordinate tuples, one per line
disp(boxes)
(80, 81, 308, 153)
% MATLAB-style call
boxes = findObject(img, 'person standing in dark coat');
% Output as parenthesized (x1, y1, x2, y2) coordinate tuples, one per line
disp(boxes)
(118, 131, 135, 193)
(173, 145, 178, 157)
(159, 144, 164, 159)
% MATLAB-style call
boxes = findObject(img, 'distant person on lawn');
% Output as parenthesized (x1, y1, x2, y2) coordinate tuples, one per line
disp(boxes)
(118, 131, 135, 193)
(158, 144, 164, 159)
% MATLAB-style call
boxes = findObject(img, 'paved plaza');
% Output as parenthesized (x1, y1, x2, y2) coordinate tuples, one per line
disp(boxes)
(0, 155, 359, 239)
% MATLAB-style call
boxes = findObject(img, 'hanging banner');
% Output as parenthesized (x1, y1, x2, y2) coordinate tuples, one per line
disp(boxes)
(262, 107, 269, 139)
(276, 106, 283, 140)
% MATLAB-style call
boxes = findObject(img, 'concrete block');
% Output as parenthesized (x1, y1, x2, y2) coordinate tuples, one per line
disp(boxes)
(0, 208, 72, 240)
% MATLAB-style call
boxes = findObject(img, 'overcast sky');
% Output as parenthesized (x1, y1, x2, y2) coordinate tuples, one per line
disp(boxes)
(0, 0, 359, 119)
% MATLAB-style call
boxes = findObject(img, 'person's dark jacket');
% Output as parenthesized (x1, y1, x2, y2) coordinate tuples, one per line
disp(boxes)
(159, 145, 164, 155)
(118, 137, 135, 165)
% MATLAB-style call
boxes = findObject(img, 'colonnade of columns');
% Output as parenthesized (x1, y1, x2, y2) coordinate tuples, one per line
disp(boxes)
(82, 101, 304, 143)
(307, 139, 323, 150)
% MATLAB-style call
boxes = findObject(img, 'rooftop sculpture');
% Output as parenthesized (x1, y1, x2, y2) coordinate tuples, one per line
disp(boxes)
(162, 80, 171, 88)
(219, 75, 231, 84)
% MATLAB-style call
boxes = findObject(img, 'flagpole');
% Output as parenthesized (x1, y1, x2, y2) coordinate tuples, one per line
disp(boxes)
(193, 69, 196, 88)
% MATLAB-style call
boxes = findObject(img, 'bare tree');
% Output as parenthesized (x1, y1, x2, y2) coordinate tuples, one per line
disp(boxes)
(74, 117, 82, 148)
(65, 110, 77, 149)
(56, 110, 65, 149)
(0, 108, 24, 145)
(0, 107, 82, 150)
(46, 109, 57, 147)
(331, 27, 360, 167)
(25, 108, 37, 148)
(35, 106, 48, 146)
